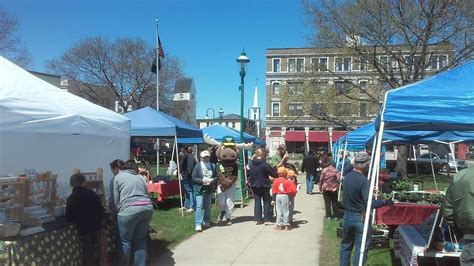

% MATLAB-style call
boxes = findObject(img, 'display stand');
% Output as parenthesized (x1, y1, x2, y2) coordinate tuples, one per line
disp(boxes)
(23, 172, 57, 225)
(74, 168, 105, 206)
(0, 176, 27, 221)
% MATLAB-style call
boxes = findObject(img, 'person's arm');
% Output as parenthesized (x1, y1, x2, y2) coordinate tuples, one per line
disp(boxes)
(65, 197, 74, 222)
(113, 176, 120, 212)
(267, 163, 278, 179)
(319, 169, 326, 191)
(277, 153, 289, 168)
(191, 164, 203, 184)
(301, 158, 306, 173)
(442, 180, 455, 226)
(187, 157, 196, 177)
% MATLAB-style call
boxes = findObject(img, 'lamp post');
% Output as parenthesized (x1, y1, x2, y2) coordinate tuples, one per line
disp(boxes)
(236, 50, 250, 194)
(218, 107, 224, 124)
(328, 126, 334, 153)
(205, 108, 215, 126)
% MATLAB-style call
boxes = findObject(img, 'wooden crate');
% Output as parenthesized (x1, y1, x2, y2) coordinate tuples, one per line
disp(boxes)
(0, 176, 27, 221)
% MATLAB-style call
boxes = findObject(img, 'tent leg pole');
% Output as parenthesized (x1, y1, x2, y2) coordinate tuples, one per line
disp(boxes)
(338, 141, 348, 202)
(413, 145, 419, 176)
(175, 136, 184, 217)
(449, 143, 458, 173)
(156, 138, 160, 176)
(428, 147, 438, 191)
(359, 121, 384, 266)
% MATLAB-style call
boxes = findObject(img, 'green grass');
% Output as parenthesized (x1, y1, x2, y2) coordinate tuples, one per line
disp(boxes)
(320, 220, 401, 266)
(406, 173, 451, 192)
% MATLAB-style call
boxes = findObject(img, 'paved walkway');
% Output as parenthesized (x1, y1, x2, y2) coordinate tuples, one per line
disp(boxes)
(154, 174, 326, 266)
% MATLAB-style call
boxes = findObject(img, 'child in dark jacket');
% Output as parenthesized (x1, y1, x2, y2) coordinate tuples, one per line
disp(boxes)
(272, 167, 297, 231)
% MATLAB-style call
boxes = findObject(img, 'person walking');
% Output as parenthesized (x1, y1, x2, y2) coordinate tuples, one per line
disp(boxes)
(442, 166, 474, 265)
(339, 152, 389, 266)
(319, 160, 341, 220)
(181, 146, 197, 213)
(113, 160, 153, 266)
(192, 150, 218, 232)
(248, 149, 277, 225)
(301, 150, 319, 194)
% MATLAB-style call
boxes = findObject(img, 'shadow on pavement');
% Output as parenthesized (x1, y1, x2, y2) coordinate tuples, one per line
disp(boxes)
(292, 219, 308, 229)
(149, 238, 175, 265)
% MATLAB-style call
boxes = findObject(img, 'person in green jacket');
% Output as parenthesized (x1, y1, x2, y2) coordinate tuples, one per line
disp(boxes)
(442, 166, 474, 266)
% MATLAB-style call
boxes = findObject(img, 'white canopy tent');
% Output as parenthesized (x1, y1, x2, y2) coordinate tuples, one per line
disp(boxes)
(0, 56, 131, 200)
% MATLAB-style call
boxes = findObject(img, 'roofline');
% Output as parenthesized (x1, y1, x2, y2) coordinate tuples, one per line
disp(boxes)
(27, 70, 61, 79)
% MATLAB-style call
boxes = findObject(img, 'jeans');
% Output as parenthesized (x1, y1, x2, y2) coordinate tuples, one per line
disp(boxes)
(306, 174, 315, 194)
(251, 187, 271, 222)
(195, 193, 212, 226)
(217, 183, 236, 219)
(183, 178, 195, 209)
(117, 206, 153, 266)
(275, 194, 289, 226)
(323, 190, 340, 218)
(340, 211, 371, 266)
(461, 240, 474, 266)
(288, 195, 295, 223)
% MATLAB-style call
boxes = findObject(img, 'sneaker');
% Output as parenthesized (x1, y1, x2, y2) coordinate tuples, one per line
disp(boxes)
(324, 217, 331, 221)
(264, 221, 273, 226)
(217, 211, 225, 223)
(195, 225, 202, 232)
(284, 225, 292, 231)
(185, 208, 194, 213)
(226, 219, 232, 225)
(332, 217, 339, 221)
(203, 222, 211, 228)
(274, 225, 282, 231)
(256, 221, 264, 225)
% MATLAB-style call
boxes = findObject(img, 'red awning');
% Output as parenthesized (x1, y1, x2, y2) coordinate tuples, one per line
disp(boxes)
(308, 131, 329, 142)
(332, 131, 346, 141)
(285, 131, 305, 142)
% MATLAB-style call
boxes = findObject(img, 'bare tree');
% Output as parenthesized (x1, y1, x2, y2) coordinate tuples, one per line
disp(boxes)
(47, 36, 184, 113)
(0, 8, 31, 66)
(303, 0, 474, 177)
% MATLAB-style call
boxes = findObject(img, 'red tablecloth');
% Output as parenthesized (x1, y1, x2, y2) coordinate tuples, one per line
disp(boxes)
(147, 180, 180, 202)
(376, 203, 439, 225)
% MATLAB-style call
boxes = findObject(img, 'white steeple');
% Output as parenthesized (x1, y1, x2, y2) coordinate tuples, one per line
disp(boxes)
(250, 81, 261, 137)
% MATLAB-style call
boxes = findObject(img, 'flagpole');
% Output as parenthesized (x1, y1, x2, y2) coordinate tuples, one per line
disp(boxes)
(155, 19, 160, 176)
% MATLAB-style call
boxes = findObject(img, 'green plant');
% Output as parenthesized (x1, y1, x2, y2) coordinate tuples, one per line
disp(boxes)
(378, 193, 393, 200)
(427, 193, 445, 204)
(393, 179, 411, 191)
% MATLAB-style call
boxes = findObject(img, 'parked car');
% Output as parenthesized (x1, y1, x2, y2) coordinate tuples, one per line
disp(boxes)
(414, 152, 468, 173)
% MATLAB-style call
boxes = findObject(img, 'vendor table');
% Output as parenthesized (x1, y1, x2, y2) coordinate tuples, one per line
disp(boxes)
(147, 180, 180, 203)
(376, 203, 439, 226)
(0, 216, 117, 265)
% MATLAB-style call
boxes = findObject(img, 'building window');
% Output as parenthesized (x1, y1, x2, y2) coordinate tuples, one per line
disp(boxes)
(225, 122, 229, 126)
(311, 103, 324, 116)
(272, 82, 280, 95)
(288, 103, 303, 116)
(319, 58, 328, 71)
(272, 102, 280, 117)
(296, 58, 304, 72)
(273, 58, 281, 72)
(335, 80, 351, 93)
(359, 102, 367, 117)
(253, 114, 257, 120)
(359, 58, 368, 71)
(380, 80, 391, 91)
(359, 80, 367, 91)
(379, 56, 389, 69)
(335, 103, 352, 116)
(288, 58, 296, 72)
(430, 55, 447, 70)
(232, 122, 236, 128)
(288, 83, 304, 95)
(335, 57, 351, 72)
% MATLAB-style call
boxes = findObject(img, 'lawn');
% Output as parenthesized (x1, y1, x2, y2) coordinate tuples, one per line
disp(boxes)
(406, 173, 451, 192)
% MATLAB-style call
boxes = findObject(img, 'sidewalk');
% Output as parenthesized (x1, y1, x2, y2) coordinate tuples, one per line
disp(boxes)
(153, 175, 326, 266)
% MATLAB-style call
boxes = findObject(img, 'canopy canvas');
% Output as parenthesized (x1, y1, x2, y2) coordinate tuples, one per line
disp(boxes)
(124, 106, 203, 144)
(0, 56, 131, 199)
(202, 124, 256, 143)
(378, 61, 474, 131)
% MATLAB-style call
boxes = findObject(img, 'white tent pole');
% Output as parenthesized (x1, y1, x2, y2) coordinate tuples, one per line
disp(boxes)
(337, 140, 348, 202)
(427, 146, 438, 191)
(359, 121, 384, 266)
(175, 135, 184, 217)
(449, 143, 459, 173)
(156, 138, 160, 176)
(371, 153, 381, 225)
(413, 145, 419, 176)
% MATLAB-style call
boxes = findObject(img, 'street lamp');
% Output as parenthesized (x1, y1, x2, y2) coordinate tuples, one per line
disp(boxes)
(236, 50, 250, 194)
(205, 108, 215, 126)
(218, 107, 224, 123)
(328, 126, 334, 153)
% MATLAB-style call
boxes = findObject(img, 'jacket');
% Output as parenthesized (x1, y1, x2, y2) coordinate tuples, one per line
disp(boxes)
(181, 154, 197, 179)
(113, 169, 151, 214)
(272, 177, 297, 195)
(319, 165, 341, 192)
(66, 186, 104, 235)
(248, 159, 277, 188)
(301, 154, 319, 175)
(442, 167, 474, 234)
(192, 162, 218, 194)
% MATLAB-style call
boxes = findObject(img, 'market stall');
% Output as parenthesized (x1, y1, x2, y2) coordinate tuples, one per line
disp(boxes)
(360, 61, 474, 265)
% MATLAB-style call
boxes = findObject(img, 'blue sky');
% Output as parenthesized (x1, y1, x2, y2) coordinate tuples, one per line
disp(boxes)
(2, 0, 311, 119)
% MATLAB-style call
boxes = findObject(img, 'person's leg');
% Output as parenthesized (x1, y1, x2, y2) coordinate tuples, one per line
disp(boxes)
(262, 188, 272, 223)
(322, 190, 332, 218)
(330, 191, 339, 218)
(225, 184, 236, 220)
(252, 187, 263, 222)
(183, 179, 192, 209)
(280, 195, 289, 227)
(288, 195, 295, 223)
(195, 194, 204, 226)
(353, 214, 371, 266)
(340, 212, 356, 266)
(461, 241, 474, 266)
(306, 174, 313, 194)
(275, 194, 283, 226)
(79, 232, 95, 266)
(203, 193, 212, 225)
(190, 183, 195, 209)
(132, 209, 153, 266)
(117, 213, 140, 266)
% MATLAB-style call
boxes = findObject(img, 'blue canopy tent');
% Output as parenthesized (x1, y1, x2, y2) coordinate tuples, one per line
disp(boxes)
(124, 106, 203, 144)
(360, 62, 474, 264)
(228, 127, 266, 146)
(202, 124, 256, 144)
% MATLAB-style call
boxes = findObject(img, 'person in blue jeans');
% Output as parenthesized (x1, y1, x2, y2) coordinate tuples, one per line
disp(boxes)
(301, 150, 319, 194)
(181, 146, 197, 212)
(113, 160, 153, 266)
(192, 150, 218, 232)
(340, 152, 390, 266)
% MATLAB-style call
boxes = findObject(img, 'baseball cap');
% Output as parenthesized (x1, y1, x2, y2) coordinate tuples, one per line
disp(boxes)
(222, 135, 236, 146)
(354, 152, 370, 166)
(200, 150, 210, 158)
